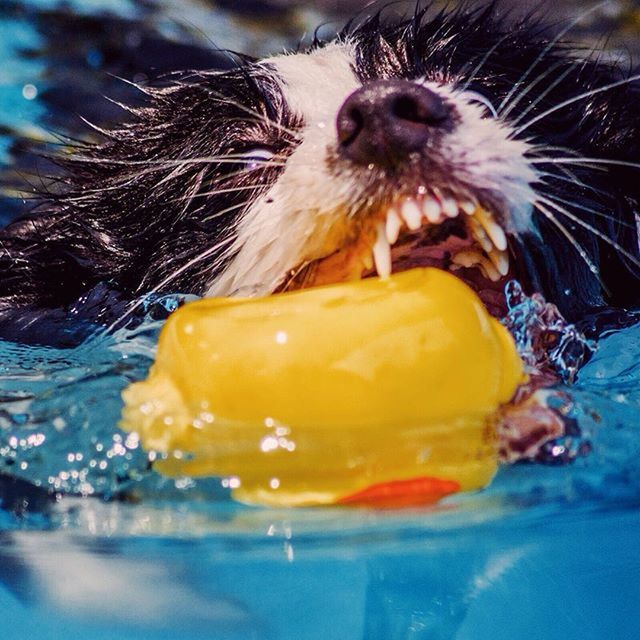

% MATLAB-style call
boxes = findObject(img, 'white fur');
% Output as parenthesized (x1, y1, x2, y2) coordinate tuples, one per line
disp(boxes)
(432, 82, 538, 233)
(206, 45, 538, 298)
(263, 42, 360, 126)
(207, 43, 360, 297)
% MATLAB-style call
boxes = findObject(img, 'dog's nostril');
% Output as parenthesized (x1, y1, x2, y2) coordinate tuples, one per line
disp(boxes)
(336, 79, 452, 168)
(390, 92, 448, 126)
(337, 107, 364, 146)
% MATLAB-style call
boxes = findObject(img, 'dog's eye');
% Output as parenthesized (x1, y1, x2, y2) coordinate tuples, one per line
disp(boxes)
(237, 147, 276, 171)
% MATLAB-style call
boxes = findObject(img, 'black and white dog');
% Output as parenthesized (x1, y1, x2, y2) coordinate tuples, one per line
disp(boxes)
(1, 3, 639, 339)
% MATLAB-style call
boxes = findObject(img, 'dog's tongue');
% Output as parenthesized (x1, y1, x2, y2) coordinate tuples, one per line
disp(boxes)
(122, 268, 525, 508)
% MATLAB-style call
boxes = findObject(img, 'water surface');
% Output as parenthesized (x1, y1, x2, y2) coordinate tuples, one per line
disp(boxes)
(1, 1, 639, 639)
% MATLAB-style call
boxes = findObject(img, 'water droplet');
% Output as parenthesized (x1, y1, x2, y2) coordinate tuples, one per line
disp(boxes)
(22, 84, 37, 100)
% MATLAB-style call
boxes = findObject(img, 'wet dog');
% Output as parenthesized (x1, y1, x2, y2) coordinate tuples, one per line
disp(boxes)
(1, 4, 639, 341)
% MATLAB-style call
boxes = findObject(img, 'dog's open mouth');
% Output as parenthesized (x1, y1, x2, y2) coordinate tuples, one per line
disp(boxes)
(280, 189, 514, 317)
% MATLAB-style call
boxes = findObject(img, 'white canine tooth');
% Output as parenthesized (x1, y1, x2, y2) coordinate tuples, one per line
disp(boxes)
(400, 199, 423, 230)
(422, 196, 443, 224)
(488, 249, 510, 276)
(460, 200, 477, 216)
(476, 208, 508, 252)
(441, 196, 459, 218)
(373, 221, 392, 279)
(485, 220, 508, 252)
(385, 208, 402, 244)
(499, 254, 510, 276)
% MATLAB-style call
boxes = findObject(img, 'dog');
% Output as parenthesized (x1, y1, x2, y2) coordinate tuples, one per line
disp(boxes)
(1, 3, 639, 343)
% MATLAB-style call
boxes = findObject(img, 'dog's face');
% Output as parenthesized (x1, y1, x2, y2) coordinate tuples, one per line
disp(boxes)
(209, 41, 537, 316)
(63, 8, 640, 320)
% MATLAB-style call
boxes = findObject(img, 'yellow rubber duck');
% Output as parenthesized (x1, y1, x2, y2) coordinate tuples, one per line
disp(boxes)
(121, 268, 524, 507)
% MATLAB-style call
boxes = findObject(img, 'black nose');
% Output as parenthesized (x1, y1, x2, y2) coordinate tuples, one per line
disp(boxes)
(336, 80, 451, 168)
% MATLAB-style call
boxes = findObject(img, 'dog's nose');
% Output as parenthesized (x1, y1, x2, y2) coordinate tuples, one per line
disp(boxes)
(336, 80, 450, 168)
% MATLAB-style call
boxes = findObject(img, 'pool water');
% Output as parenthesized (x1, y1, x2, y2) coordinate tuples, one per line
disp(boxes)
(1, 1, 640, 639)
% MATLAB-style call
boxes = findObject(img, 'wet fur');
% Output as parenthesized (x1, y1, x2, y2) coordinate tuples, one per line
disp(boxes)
(1, 3, 640, 341)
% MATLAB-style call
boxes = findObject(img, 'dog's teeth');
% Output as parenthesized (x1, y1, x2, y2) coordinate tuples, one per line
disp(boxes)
(441, 196, 459, 218)
(401, 199, 423, 230)
(477, 264, 490, 281)
(452, 250, 484, 268)
(468, 217, 494, 253)
(452, 250, 501, 281)
(476, 208, 508, 252)
(488, 249, 510, 276)
(477, 233, 493, 254)
(460, 200, 477, 216)
(486, 221, 508, 252)
(373, 221, 392, 279)
(385, 208, 402, 244)
(422, 196, 443, 224)
(479, 256, 502, 282)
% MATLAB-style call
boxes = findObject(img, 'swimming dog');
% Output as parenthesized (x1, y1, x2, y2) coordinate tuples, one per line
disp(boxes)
(1, 4, 639, 338)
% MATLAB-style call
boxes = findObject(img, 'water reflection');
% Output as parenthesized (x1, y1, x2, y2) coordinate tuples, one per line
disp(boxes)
(1, 497, 639, 640)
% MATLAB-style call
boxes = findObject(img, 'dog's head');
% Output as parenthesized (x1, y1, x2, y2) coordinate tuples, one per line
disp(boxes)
(61, 5, 640, 319)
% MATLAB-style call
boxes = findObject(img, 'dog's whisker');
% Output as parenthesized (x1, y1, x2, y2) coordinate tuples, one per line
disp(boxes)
(201, 201, 252, 223)
(535, 158, 590, 185)
(534, 201, 603, 281)
(206, 94, 302, 140)
(537, 196, 640, 270)
(497, 1, 608, 115)
(458, 32, 513, 93)
(167, 184, 265, 205)
(461, 90, 499, 118)
(513, 72, 640, 137)
(527, 145, 583, 158)
(103, 235, 237, 335)
(530, 157, 640, 173)
(68, 155, 287, 167)
(541, 192, 636, 230)
(502, 60, 576, 122)
(535, 171, 610, 199)
(508, 62, 581, 126)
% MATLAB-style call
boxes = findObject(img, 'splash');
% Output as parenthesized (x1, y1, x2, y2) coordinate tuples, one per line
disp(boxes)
(0, 295, 186, 498)
(501, 280, 596, 384)
(0, 281, 638, 510)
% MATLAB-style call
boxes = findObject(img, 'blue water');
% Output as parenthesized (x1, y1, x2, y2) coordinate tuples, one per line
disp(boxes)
(1, 2, 639, 639)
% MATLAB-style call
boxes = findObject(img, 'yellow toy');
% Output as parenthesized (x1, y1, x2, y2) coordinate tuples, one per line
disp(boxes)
(121, 268, 524, 507)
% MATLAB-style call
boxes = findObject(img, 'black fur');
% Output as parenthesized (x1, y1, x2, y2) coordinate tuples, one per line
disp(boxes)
(347, 6, 640, 315)
(1, 3, 639, 340)
(0, 68, 298, 312)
